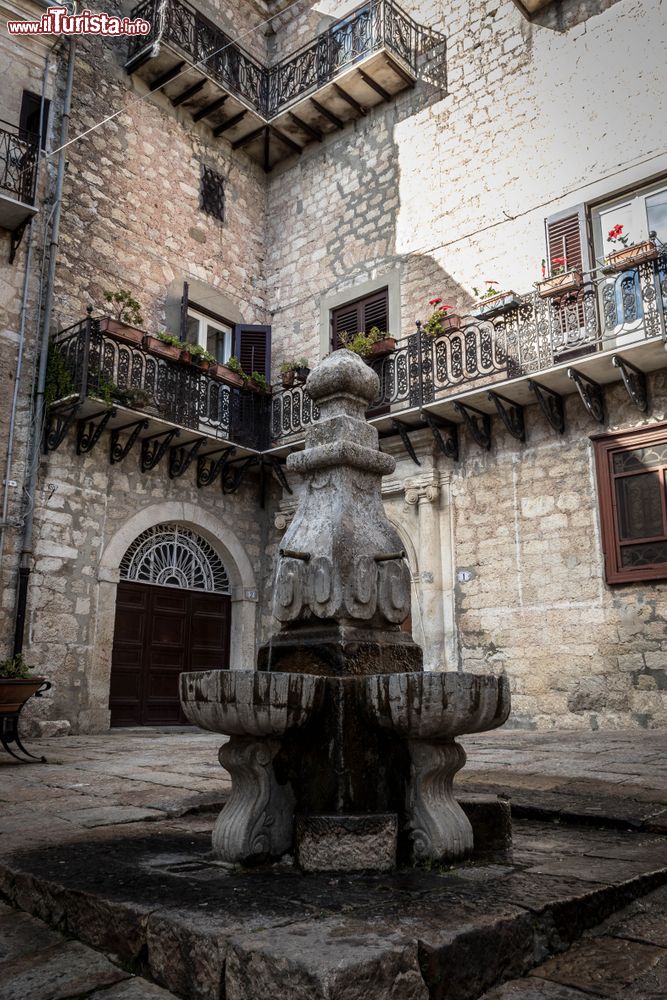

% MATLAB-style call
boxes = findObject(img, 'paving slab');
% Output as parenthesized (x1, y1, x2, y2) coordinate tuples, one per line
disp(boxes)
(0, 939, 129, 1000)
(529, 936, 666, 996)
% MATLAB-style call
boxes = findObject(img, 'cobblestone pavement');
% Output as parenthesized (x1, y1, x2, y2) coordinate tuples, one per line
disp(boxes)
(1, 727, 666, 998)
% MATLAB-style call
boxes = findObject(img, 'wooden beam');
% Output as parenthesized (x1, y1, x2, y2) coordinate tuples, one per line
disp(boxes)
(149, 62, 186, 92)
(192, 95, 229, 122)
(310, 98, 344, 129)
(269, 125, 303, 156)
(388, 59, 417, 88)
(333, 83, 366, 116)
(288, 112, 323, 142)
(171, 79, 206, 107)
(263, 126, 271, 173)
(213, 110, 247, 136)
(232, 126, 265, 150)
(358, 69, 391, 102)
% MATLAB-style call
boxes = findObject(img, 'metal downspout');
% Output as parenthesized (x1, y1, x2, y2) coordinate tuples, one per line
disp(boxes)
(12, 37, 76, 657)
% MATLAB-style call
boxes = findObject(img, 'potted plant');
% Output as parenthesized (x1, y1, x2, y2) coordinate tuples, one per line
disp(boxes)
(536, 257, 583, 298)
(367, 327, 396, 357)
(0, 653, 47, 715)
(101, 290, 145, 345)
(279, 358, 311, 388)
(186, 344, 216, 372)
(144, 331, 183, 362)
(248, 371, 270, 393)
(113, 385, 151, 409)
(472, 281, 521, 319)
(605, 223, 659, 272)
(424, 298, 461, 336)
(295, 359, 311, 382)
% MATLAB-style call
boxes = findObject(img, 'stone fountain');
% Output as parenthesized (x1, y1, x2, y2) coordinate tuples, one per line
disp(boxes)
(180, 351, 510, 871)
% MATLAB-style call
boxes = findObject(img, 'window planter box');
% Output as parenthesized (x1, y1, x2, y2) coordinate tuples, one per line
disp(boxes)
(100, 317, 145, 346)
(191, 356, 212, 373)
(536, 270, 583, 299)
(143, 335, 181, 362)
(473, 292, 521, 319)
(606, 240, 659, 273)
(210, 363, 245, 388)
(369, 337, 396, 357)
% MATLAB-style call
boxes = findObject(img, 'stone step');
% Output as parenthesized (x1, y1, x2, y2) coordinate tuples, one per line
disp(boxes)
(0, 816, 665, 1000)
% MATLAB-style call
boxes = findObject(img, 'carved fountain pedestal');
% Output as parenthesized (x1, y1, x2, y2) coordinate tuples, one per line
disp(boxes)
(181, 351, 510, 871)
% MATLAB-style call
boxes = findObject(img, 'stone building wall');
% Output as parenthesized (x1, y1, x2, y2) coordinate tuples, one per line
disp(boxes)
(265, 0, 667, 365)
(25, 431, 276, 731)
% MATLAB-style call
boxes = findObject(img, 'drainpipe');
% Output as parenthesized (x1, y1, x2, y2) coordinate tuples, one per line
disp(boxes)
(0, 38, 59, 605)
(13, 37, 76, 657)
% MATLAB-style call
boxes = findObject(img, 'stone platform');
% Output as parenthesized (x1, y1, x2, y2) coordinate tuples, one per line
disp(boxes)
(1, 728, 667, 998)
(1, 815, 666, 999)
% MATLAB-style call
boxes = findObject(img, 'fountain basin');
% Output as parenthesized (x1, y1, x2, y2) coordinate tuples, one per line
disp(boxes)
(180, 669, 324, 737)
(365, 672, 510, 740)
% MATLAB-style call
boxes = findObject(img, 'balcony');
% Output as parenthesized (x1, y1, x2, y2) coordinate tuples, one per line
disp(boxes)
(44, 317, 282, 498)
(126, 0, 445, 169)
(270, 254, 667, 457)
(0, 120, 39, 261)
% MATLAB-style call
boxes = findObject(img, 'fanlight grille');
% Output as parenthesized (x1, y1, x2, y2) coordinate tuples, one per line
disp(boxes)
(120, 524, 231, 594)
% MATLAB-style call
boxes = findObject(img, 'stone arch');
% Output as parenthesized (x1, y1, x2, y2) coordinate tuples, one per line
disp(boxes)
(89, 503, 258, 730)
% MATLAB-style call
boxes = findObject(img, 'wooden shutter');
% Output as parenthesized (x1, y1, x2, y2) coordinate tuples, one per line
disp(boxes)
(545, 206, 590, 273)
(19, 90, 50, 150)
(331, 288, 388, 350)
(232, 324, 271, 379)
(179, 281, 189, 341)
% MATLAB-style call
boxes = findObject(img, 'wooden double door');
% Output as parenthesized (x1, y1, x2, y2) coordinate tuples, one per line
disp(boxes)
(109, 581, 231, 726)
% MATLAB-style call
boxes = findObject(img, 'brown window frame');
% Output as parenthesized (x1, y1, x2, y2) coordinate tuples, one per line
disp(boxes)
(330, 287, 389, 352)
(593, 421, 667, 585)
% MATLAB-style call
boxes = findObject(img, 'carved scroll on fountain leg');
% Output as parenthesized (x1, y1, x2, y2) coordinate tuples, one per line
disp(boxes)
(214, 737, 295, 864)
(406, 740, 473, 864)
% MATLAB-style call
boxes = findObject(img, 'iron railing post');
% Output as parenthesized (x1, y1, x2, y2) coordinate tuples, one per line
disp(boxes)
(79, 305, 93, 401)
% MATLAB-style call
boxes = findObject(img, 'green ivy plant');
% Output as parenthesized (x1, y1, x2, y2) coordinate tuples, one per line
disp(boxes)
(250, 371, 269, 392)
(104, 289, 144, 328)
(45, 346, 75, 407)
(0, 652, 33, 679)
(225, 356, 248, 380)
(186, 343, 216, 362)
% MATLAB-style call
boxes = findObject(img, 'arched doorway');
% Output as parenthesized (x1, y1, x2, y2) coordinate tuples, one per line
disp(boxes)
(109, 524, 232, 726)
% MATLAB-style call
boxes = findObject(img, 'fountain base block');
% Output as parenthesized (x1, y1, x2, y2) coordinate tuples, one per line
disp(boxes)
(257, 622, 423, 677)
(295, 813, 398, 872)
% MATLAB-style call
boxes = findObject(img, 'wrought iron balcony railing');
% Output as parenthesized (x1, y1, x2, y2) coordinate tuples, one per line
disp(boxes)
(271, 255, 667, 444)
(46, 318, 271, 453)
(128, 0, 435, 118)
(0, 120, 38, 206)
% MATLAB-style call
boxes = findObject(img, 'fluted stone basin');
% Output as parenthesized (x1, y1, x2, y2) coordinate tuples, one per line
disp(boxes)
(180, 670, 325, 863)
(365, 672, 510, 740)
(365, 672, 510, 863)
(180, 669, 324, 737)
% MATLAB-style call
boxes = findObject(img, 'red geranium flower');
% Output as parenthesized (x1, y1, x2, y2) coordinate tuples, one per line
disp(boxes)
(429, 297, 442, 305)
(439, 304, 453, 312)
(551, 257, 566, 265)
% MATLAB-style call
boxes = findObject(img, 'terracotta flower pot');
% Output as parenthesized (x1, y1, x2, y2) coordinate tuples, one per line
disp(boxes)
(143, 335, 181, 361)
(100, 317, 145, 345)
(281, 370, 296, 388)
(0, 677, 47, 714)
(536, 270, 583, 299)
(439, 313, 462, 333)
(369, 337, 396, 357)
(606, 240, 659, 272)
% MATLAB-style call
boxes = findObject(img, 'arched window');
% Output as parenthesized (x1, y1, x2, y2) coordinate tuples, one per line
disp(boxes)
(119, 524, 231, 594)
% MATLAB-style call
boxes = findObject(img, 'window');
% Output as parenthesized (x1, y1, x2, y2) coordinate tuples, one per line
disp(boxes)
(593, 423, 667, 584)
(185, 305, 232, 363)
(330, 287, 388, 351)
(199, 165, 225, 222)
(591, 178, 667, 259)
(19, 90, 50, 151)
